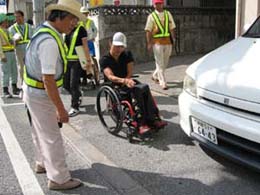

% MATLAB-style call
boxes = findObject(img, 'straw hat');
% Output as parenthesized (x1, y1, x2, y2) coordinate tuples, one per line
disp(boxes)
(46, 0, 86, 21)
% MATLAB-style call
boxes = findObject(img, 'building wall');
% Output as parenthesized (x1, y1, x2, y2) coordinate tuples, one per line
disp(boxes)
(91, 6, 235, 63)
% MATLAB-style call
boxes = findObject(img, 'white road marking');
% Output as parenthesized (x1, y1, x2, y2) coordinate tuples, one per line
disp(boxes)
(1, 102, 25, 107)
(0, 103, 44, 195)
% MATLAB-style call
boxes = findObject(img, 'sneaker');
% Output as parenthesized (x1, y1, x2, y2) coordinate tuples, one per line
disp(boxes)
(151, 77, 159, 84)
(48, 178, 82, 190)
(35, 164, 46, 174)
(3, 91, 12, 98)
(153, 119, 168, 129)
(13, 88, 21, 95)
(68, 108, 80, 117)
(139, 125, 151, 135)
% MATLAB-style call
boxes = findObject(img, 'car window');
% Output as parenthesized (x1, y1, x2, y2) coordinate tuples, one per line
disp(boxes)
(243, 17, 260, 38)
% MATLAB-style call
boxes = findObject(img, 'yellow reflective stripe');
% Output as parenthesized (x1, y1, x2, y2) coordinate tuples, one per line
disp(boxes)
(24, 66, 64, 89)
(2, 46, 14, 51)
(86, 19, 91, 30)
(23, 66, 44, 88)
(56, 78, 63, 87)
(164, 11, 170, 36)
(152, 12, 164, 35)
(67, 24, 84, 60)
(14, 23, 30, 44)
(17, 40, 29, 44)
(0, 28, 14, 49)
(152, 11, 170, 38)
(79, 19, 92, 30)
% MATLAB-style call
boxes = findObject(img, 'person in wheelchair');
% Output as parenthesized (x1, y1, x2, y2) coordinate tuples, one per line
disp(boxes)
(99, 32, 167, 135)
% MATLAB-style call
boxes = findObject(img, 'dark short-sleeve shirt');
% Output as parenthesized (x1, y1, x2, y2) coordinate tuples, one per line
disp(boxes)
(99, 51, 134, 81)
(65, 26, 87, 55)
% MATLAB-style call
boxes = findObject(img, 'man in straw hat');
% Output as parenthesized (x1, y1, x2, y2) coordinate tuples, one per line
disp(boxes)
(22, 0, 85, 190)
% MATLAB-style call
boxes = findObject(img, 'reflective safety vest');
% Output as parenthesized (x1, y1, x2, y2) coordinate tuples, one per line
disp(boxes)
(24, 26, 67, 89)
(13, 23, 30, 44)
(85, 19, 92, 30)
(152, 10, 170, 38)
(79, 19, 92, 30)
(66, 23, 84, 60)
(0, 28, 15, 52)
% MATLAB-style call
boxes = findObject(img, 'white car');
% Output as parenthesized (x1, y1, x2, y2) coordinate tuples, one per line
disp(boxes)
(178, 17, 260, 171)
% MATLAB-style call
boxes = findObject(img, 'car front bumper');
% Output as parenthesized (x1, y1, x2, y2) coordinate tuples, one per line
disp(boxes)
(178, 90, 260, 171)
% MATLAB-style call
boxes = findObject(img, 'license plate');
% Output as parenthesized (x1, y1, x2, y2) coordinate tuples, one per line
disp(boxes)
(191, 117, 218, 144)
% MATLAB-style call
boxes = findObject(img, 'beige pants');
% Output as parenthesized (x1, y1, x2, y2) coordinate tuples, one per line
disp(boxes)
(15, 48, 25, 82)
(23, 92, 71, 184)
(152, 44, 172, 87)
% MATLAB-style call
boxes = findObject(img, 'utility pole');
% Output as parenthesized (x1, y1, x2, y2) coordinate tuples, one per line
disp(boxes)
(235, 0, 242, 38)
(32, 0, 45, 26)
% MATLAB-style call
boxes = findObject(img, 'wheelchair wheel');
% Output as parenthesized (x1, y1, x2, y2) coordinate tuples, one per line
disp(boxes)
(96, 85, 124, 134)
(92, 57, 100, 86)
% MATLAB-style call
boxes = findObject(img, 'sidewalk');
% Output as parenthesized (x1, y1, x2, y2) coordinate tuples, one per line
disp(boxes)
(134, 54, 202, 98)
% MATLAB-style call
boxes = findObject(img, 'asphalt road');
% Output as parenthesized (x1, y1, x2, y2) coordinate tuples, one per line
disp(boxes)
(1, 55, 260, 195)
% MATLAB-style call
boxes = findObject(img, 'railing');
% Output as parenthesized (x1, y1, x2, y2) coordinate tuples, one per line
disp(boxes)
(89, 5, 235, 16)
(90, 5, 153, 16)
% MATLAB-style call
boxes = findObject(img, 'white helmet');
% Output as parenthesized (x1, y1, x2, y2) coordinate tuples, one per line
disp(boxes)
(80, 6, 89, 13)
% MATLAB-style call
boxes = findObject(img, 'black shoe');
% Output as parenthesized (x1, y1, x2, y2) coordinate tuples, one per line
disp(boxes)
(13, 88, 20, 95)
(3, 91, 12, 98)
(12, 84, 20, 95)
(3, 87, 12, 98)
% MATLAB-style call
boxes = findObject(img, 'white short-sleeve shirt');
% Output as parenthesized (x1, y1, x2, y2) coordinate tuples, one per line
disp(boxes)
(23, 21, 64, 96)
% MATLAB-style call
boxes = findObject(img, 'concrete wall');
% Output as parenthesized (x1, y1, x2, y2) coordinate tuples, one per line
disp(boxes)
(91, 6, 235, 63)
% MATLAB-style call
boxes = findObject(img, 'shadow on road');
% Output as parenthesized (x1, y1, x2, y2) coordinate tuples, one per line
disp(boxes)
(66, 162, 260, 195)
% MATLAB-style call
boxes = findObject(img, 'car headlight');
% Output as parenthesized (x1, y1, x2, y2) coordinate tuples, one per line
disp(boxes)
(183, 75, 197, 97)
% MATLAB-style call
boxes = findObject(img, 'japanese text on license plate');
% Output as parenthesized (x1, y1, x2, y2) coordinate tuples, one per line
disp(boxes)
(191, 117, 218, 144)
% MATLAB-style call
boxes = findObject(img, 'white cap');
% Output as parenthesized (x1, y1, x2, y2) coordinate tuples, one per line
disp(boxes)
(80, 6, 89, 13)
(112, 32, 127, 47)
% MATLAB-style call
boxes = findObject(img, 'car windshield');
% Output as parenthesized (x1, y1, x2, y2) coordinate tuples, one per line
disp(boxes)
(243, 17, 260, 38)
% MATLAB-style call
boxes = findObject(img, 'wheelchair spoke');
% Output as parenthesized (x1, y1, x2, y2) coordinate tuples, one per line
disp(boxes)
(96, 85, 123, 134)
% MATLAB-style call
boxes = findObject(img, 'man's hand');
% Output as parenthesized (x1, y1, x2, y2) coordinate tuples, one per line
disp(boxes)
(56, 108, 69, 123)
(124, 78, 136, 88)
(147, 42, 153, 52)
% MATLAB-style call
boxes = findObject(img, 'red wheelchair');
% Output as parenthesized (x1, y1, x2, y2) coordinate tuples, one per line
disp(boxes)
(96, 82, 167, 143)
